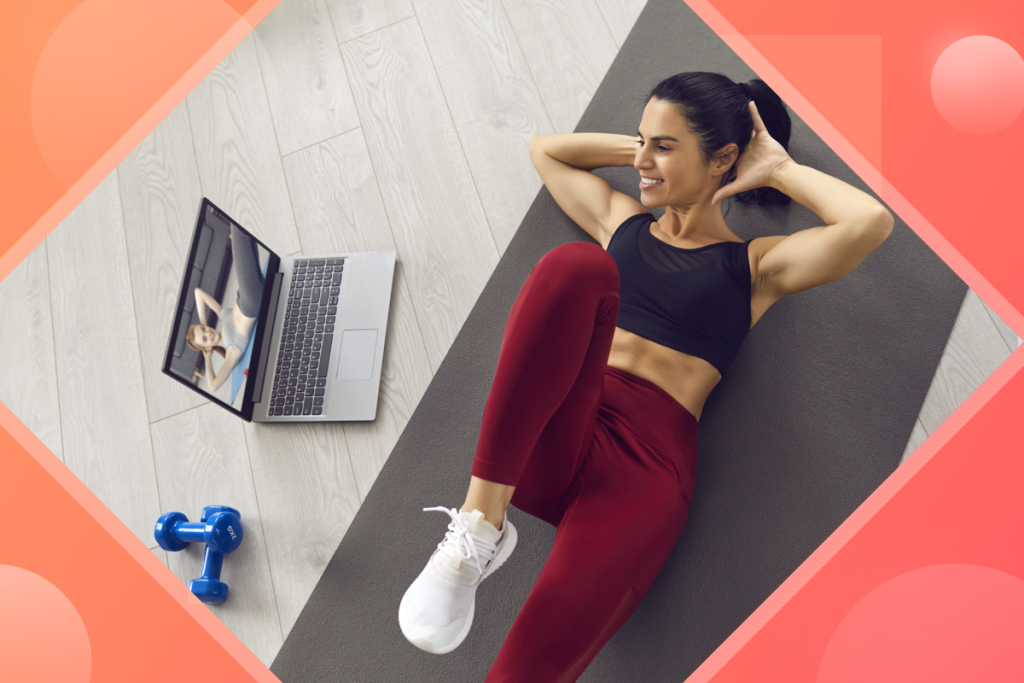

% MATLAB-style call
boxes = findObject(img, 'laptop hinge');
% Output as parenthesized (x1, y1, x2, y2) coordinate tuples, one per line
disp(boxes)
(251, 272, 283, 405)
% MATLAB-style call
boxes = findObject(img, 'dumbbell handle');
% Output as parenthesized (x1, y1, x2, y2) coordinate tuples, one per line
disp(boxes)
(200, 545, 224, 580)
(170, 522, 210, 545)
(190, 547, 230, 605)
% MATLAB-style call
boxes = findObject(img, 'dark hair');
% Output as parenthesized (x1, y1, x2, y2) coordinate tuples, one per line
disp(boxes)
(647, 72, 792, 207)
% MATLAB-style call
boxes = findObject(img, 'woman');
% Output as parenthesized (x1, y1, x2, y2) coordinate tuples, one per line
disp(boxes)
(186, 225, 266, 394)
(399, 72, 893, 681)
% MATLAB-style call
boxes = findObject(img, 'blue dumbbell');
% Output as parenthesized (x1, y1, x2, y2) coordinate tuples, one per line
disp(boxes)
(154, 505, 243, 604)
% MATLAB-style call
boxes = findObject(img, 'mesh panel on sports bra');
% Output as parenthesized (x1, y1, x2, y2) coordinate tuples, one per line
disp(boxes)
(637, 224, 728, 273)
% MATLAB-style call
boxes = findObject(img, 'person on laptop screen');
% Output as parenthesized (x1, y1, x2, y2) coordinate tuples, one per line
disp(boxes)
(184, 223, 267, 404)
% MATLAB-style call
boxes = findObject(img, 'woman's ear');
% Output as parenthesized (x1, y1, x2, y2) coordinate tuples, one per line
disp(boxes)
(711, 143, 739, 177)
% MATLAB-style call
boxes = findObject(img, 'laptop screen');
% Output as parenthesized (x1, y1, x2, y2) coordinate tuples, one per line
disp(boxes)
(162, 199, 278, 418)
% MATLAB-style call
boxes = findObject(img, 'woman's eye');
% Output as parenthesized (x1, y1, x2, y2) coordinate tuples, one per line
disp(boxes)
(637, 139, 668, 152)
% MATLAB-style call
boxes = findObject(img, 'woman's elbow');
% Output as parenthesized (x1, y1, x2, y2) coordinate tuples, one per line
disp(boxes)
(875, 206, 894, 231)
(861, 207, 894, 252)
(874, 207, 894, 241)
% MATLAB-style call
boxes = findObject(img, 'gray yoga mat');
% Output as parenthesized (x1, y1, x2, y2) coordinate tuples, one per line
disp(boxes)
(271, 0, 967, 681)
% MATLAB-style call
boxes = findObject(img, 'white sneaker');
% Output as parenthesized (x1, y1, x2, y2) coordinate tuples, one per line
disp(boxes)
(399, 506, 517, 654)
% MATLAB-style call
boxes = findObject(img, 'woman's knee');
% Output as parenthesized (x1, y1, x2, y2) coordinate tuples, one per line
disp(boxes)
(533, 242, 619, 294)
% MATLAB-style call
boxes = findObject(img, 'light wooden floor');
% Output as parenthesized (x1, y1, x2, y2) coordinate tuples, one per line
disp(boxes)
(0, 0, 1018, 665)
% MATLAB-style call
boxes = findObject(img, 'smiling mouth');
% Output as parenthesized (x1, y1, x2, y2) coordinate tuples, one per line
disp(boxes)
(639, 176, 664, 189)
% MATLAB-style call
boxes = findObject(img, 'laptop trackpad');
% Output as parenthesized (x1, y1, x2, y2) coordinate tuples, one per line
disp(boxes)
(336, 329, 377, 381)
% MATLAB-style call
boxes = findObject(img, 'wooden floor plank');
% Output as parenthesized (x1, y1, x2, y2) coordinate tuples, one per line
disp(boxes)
(976, 293, 1020, 353)
(594, 0, 648, 48)
(917, 289, 1012, 435)
(243, 420, 361, 639)
(340, 19, 500, 370)
(151, 404, 284, 664)
(415, 0, 553, 253)
(501, 0, 619, 133)
(900, 418, 928, 464)
(456, 117, 546, 254)
(415, 0, 548, 128)
(254, 0, 361, 156)
(187, 35, 301, 257)
(118, 100, 209, 424)
(283, 130, 434, 498)
(46, 170, 161, 544)
(325, 0, 415, 44)
(0, 241, 64, 462)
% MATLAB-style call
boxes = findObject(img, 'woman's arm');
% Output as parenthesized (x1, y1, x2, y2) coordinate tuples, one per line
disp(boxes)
(529, 134, 646, 246)
(194, 288, 222, 326)
(532, 133, 636, 170)
(713, 101, 893, 300)
(203, 347, 241, 393)
(755, 161, 893, 299)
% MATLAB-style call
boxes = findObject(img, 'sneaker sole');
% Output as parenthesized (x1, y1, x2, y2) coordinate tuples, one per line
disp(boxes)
(400, 519, 518, 655)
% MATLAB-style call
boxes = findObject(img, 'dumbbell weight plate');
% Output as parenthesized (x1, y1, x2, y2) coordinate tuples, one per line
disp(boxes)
(189, 577, 229, 605)
(154, 512, 189, 552)
(200, 505, 241, 523)
(204, 511, 244, 554)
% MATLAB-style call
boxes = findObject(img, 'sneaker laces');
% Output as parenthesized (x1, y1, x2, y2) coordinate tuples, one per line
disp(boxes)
(424, 506, 498, 573)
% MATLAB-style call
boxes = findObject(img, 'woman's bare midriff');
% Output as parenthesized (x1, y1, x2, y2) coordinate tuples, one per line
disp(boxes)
(602, 229, 775, 422)
(605, 328, 722, 422)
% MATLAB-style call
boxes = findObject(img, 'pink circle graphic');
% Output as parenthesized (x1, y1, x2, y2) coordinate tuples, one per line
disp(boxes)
(818, 564, 1024, 683)
(931, 36, 1024, 134)
(0, 565, 92, 683)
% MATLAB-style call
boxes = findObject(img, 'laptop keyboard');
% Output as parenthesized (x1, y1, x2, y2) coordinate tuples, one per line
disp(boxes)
(269, 258, 345, 416)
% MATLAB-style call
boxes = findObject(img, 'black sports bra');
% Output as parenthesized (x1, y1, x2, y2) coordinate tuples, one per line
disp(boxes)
(606, 213, 753, 376)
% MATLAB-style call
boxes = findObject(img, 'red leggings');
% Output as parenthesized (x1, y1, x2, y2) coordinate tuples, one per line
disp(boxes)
(472, 242, 698, 683)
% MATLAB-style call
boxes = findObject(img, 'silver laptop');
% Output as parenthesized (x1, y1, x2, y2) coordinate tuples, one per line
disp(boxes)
(162, 198, 396, 422)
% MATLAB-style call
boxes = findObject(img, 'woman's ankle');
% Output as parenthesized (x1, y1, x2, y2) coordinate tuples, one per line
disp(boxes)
(462, 476, 515, 532)
(460, 506, 505, 531)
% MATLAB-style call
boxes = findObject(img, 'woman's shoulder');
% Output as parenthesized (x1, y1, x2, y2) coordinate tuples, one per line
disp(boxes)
(605, 211, 654, 247)
(747, 234, 787, 259)
(616, 211, 655, 230)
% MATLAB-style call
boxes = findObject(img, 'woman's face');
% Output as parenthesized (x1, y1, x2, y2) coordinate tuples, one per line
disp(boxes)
(195, 325, 219, 350)
(634, 97, 719, 208)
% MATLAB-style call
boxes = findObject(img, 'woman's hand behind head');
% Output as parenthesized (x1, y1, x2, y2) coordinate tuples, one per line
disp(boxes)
(712, 101, 793, 206)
